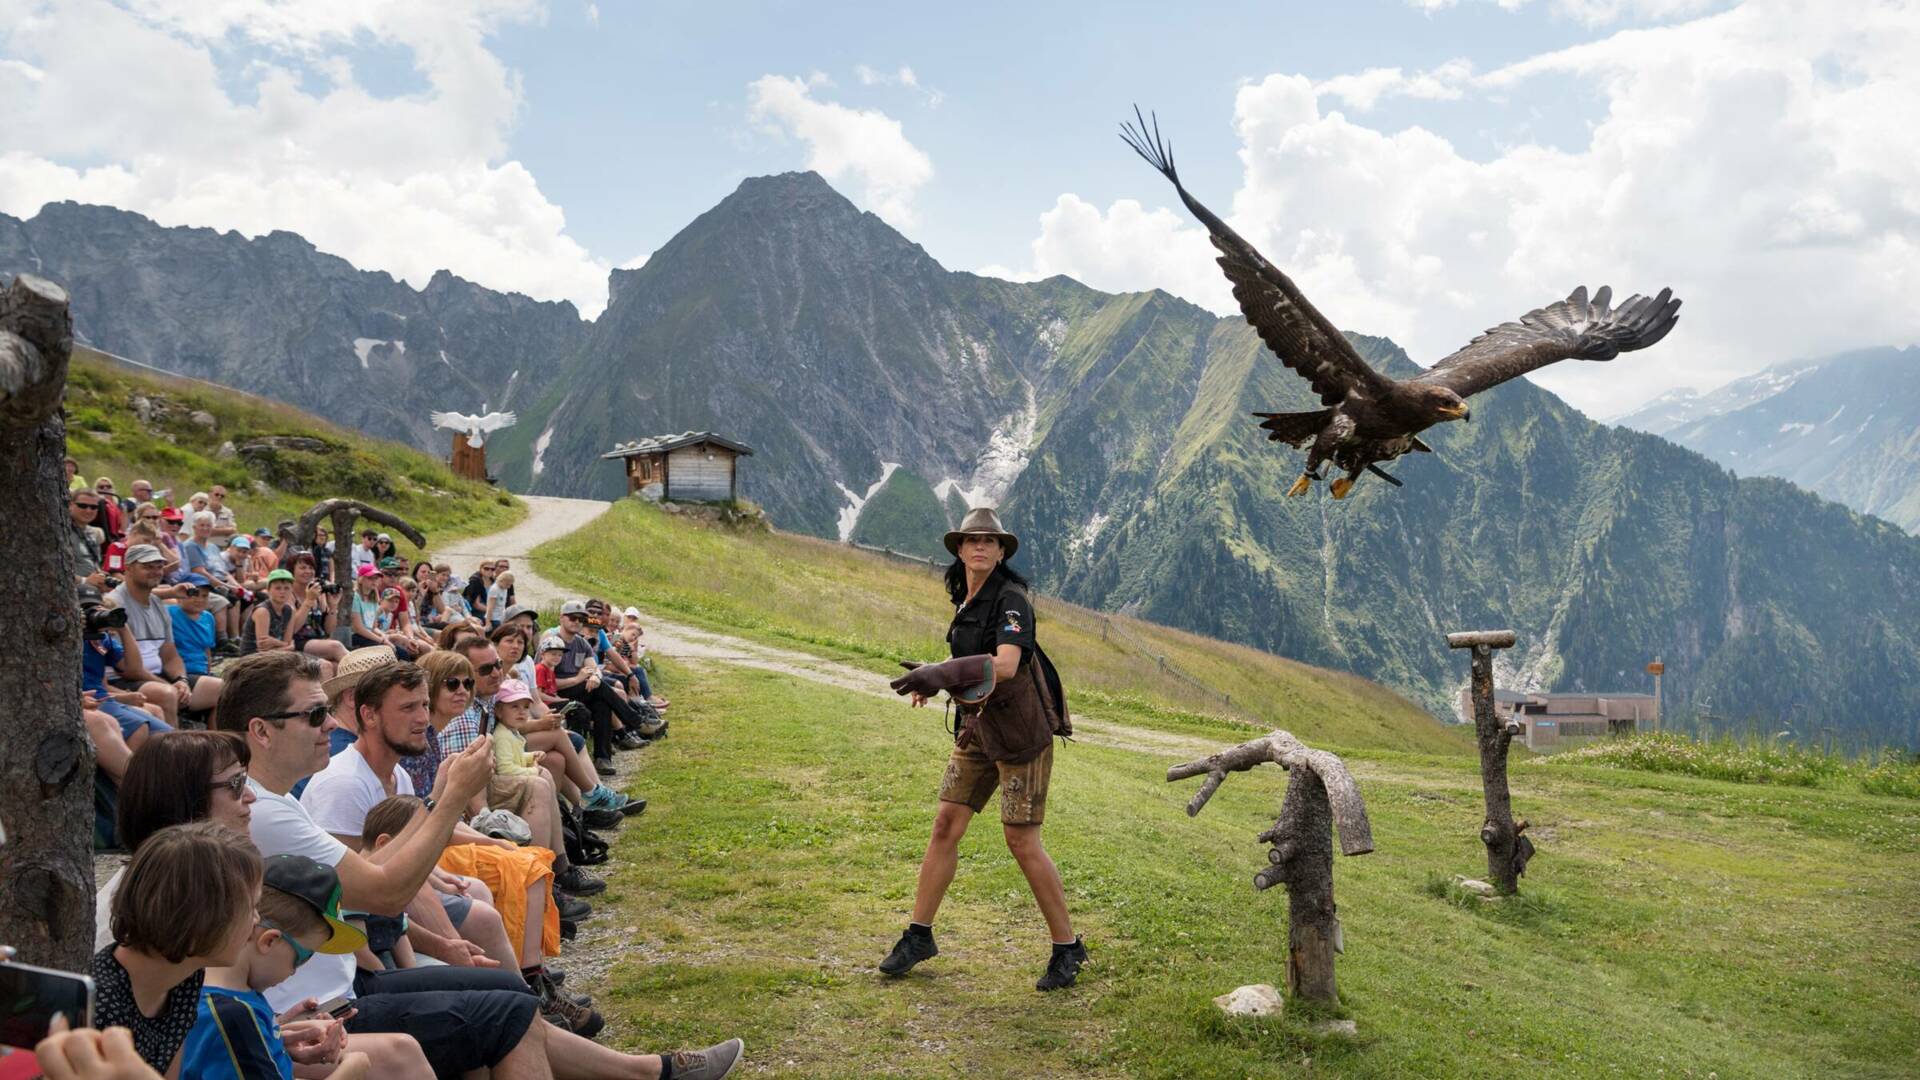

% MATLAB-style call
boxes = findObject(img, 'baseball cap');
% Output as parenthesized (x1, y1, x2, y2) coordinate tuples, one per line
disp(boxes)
(538, 634, 566, 653)
(76, 582, 105, 608)
(260, 855, 368, 956)
(380, 587, 402, 600)
(266, 569, 295, 583)
(230, 535, 253, 549)
(161, 507, 184, 523)
(375, 533, 392, 542)
(176, 573, 212, 591)
(500, 604, 537, 625)
(355, 564, 380, 579)
(378, 557, 405, 571)
(496, 678, 533, 705)
(253, 527, 273, 537)
(124, 544, 165, 564)
(622, 606, 640, 621)
(559, 599, 588, 617)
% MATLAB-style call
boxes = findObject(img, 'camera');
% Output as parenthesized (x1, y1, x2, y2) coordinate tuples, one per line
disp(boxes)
(321, 582, 343, 595)
(83, 605, 128, 636)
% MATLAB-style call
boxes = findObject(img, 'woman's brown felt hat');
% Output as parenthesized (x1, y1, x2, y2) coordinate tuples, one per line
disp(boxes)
(943, 506, 1018, 559)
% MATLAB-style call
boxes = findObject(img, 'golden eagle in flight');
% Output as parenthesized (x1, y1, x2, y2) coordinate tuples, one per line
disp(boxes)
(1120, 109, 1682, 498)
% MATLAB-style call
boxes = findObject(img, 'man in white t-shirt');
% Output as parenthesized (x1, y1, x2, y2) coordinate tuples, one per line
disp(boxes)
(217, 650, 746, 1080)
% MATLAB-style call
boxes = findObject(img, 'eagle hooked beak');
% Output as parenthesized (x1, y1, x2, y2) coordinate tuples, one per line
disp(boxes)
(1445, 402, 1471, 423)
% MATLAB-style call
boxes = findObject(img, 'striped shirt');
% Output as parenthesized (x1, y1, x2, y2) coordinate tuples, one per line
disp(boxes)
(179, 985, 293, 1080)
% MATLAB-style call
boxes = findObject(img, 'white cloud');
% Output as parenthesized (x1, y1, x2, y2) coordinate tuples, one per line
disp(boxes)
(854, 62, 944, 106)
(0, 0, 613, 316)
(746, 74, 935, 227)
(1407, 0, 1720, 22)
(983, 0, 1920, 417)
(1315, 59, 1474, 112)
(585, 2, 599, 25)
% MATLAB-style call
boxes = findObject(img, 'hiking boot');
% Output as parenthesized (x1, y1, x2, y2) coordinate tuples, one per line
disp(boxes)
(613, 730, 649, 751)
(582, 785, 627, 812)
(618, 796, 647, 817)
(582, 807, 624, 830)
(636, 717, 667, 739)
(663, 1038, 744, 1080)
(593, 756, 616, 777)
(1035, 937, 1087, 992)
(554, 894, 593, 921)
(555, 866, 606, 896)
(534, 969, 605, 1038)
(877, 926, 938, 976)
(545, 966, 566, 985)
(559, 917, 578, 941)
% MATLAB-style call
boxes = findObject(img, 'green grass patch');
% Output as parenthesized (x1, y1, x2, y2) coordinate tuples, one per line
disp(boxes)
(587, 659, 1920, 1078)
(1544, 734, 1920, 797)
(64, 348, 522, 559)
(535, 500, 1467, 757)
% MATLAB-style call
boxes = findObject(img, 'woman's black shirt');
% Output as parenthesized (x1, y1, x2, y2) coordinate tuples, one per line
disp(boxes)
(947, 568, 1036, 664)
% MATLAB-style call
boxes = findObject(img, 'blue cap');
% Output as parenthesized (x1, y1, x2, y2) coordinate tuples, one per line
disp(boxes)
(177, 573, 212, 589)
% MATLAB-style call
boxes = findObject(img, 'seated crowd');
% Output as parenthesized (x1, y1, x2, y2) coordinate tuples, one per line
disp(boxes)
(42, 464, 730, 1078)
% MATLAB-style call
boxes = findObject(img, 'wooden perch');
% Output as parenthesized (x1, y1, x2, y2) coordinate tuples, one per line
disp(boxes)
(1168, 730, 1374, 1002)
(290, 498, 427, 586)
(1447, 628, 1533, 894)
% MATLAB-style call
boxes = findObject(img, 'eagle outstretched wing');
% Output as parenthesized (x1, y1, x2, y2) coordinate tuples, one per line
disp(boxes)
(430, 410, 517, 433)
(1120, 108, 1393, 409)
(1414, 286, 1681, 400)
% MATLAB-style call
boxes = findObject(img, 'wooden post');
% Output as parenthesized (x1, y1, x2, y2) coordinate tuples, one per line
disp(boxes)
(287, 498, 427, 588)
(449, 433, 487, 482)
(0, 274, 94, 969)
(1446, 630, 1533, 895)
(1169, 731, 1373, 1004)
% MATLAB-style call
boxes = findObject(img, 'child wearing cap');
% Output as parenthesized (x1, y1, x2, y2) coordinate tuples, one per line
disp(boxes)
(178, 855, 374, 1080)
(168, 575, 218, 677)
(490, 679, 545, 782)
(533, 635, 566, 709)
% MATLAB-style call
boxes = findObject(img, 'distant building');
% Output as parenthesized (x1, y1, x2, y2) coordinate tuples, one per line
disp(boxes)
(1456, 688, 1656, 752)
(601, 432, 755, 504)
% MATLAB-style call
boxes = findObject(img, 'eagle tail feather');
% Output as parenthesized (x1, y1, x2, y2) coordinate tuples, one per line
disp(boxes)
(1253, 408, 1332, 447)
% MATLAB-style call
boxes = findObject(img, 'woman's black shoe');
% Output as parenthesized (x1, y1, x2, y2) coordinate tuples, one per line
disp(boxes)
(877, 926, 938, 976)
(618, 797, 647, 817)
(582, 807, 625, 830)
(593, 756, 616, 777)
(1035, 937, 1087, 992)
(559, 917, 578, 941)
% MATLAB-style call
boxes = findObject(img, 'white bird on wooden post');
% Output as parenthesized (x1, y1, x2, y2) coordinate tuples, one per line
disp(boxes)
(430, 410, 517, 448)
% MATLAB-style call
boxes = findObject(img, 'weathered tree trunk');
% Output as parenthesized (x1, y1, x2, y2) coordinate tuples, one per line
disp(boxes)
(449, 434, 487, 482)
(289, 498, 426, 587)
(0, 274, 93, 969)
(1169, 731, 1373, 1004)
(1447, 630, 1534, 895)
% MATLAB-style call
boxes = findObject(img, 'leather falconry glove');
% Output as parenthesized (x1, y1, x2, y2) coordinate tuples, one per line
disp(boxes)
(889, 655, 997, 705)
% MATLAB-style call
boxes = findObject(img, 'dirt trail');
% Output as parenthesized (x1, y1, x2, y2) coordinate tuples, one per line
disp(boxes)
(441, 497, 1231, 758)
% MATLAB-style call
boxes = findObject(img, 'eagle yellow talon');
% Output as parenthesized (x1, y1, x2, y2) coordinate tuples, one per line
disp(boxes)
(1286, 474, 1312, 497)
(1330, 478, 1354, 500)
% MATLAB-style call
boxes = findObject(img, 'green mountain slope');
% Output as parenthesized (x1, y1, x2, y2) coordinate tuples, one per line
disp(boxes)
(848, 466, 950, 559)
(63, 347, 522, 554)
(534, 500, 1464, 756)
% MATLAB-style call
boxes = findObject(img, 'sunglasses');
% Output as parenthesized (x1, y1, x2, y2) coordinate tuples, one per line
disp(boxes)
(139, 513, 161, 520)
(75, 502, 100, 511)
(442, 677, 476, 692)
(208, 770, 249, 797)
(258, 703, 331, 728)
(472, 661, 502, 676)
(257, 918, 314, 968)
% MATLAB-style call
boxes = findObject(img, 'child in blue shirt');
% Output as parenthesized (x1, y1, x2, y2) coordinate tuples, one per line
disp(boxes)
(167, 575, 217, 676)
(179, 855, 370, 1080)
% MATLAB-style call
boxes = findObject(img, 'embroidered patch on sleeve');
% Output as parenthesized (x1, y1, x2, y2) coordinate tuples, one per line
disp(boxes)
(1002, 610, 1024, 634)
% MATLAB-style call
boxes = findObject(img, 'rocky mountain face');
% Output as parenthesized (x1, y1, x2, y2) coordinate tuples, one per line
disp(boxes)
(0, 202, 587, 454)
(8, 177, 1918, 748)
(1613, 348, 1920, 533)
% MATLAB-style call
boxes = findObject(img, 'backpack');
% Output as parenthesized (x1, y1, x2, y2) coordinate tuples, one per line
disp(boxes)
(1032, 642, 1072, 740)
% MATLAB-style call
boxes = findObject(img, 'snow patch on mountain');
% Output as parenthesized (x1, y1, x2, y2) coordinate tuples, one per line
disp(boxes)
(835, 461, 900, 541)
(1779, 422, 1814, 436)
(970, 383, 1038, 505)
(1067, 511, 1110, 560)
(531, 423, 555, 478)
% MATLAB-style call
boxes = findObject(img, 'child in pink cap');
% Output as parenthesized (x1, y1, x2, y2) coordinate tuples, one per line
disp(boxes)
(491, 678, 545, 778)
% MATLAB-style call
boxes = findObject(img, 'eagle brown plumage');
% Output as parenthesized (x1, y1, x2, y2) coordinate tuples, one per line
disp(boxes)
(1120, 108, 1682, 498)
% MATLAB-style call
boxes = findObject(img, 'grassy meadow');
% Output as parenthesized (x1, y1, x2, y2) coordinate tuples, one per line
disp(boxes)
(588, 659, 1920, 1079)
(63, 347, 523, 559)
(535, 500, 1465, 757)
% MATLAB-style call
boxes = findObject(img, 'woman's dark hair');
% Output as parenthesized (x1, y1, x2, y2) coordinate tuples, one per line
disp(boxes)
(112, 820, 261, 963)
(288, 552, 317, 573)
(117, 731, 249, 853)
(412, 560, 434, 584)
(944, 556, 1029, 606)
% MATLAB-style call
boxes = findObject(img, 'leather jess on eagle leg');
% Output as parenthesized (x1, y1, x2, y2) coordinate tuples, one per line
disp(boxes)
(1168, 731, 1373, 1004)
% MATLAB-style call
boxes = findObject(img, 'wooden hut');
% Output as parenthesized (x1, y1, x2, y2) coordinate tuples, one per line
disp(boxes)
(601, 432, 755, 503)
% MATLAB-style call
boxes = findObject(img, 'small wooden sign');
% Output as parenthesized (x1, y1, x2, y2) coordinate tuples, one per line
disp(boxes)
(1646, 662, 1665, 675)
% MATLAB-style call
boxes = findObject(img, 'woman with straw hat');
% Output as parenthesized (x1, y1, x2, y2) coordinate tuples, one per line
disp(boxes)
(878, 506, 1085, 992)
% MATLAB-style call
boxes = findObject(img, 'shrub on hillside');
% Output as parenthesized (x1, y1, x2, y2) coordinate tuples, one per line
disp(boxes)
(1545, 732, 1919, 797)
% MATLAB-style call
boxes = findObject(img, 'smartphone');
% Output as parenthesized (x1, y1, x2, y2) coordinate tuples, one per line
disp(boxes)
(0, 960, 94, 1050)
(317, 995, 354, 1019)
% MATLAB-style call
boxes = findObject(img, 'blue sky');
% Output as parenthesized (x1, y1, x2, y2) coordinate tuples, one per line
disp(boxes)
(2, 0, 1915, 416)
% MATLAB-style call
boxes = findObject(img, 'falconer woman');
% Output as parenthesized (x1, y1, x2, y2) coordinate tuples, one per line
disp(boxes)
(878, 507, 1084, 991)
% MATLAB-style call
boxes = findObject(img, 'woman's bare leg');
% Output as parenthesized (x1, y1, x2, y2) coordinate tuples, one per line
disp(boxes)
(909, 802, 975, 925)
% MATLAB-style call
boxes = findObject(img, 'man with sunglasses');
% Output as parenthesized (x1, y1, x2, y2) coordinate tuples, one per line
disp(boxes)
(110, 546, 224, 727)
(69, 487, 108, 587)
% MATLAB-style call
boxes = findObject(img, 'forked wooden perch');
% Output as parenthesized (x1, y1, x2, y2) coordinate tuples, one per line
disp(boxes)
(289, 498, 427, 587)
(1168, 730, 1374, 1002)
